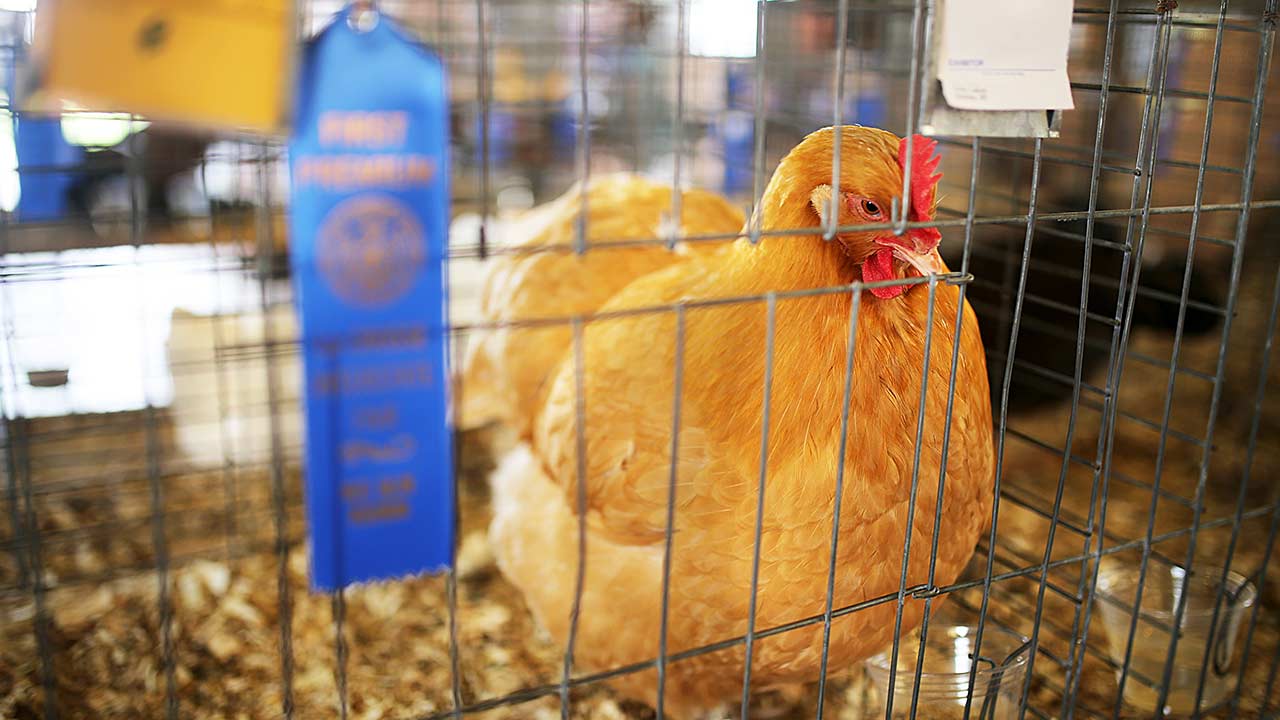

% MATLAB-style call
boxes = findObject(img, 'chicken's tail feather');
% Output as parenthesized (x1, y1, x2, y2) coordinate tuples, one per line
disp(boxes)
(488, 442, 573, 640)
(456, 330, 505, 431)
(488, 443, 540, 534)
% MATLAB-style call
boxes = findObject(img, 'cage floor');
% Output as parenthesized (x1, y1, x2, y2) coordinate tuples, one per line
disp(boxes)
(4, 316, 1280, 719)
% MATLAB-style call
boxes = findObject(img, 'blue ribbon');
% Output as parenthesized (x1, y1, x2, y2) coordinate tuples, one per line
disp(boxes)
(288, 7, 454, 591)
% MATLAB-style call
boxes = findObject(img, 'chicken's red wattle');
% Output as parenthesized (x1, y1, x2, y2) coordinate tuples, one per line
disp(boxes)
(862, 247, 906, 299)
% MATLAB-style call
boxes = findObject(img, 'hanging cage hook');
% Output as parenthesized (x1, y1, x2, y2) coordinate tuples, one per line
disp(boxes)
(890, 195, 909, 237)
(349, 0, 380, 32)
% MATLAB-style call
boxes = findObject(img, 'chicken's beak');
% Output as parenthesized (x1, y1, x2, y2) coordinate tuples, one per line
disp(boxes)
(893, 246, 946, 277)
(876, 236, 946, 277)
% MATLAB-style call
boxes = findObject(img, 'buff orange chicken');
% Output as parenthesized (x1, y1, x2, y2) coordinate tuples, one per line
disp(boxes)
(490, 127, 995, 718)
(458, 173, 745, 438)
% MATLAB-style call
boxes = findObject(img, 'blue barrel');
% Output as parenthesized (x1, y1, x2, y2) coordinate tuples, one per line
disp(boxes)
(550, 96, 576, 159)
(473, 104, 515, 168)
(855, 92, 886, 130)
(720, 109, 754, 196)
(6, 45, 84, 223)
(13, 114, 82, 222)
(721, 65, 755, 196)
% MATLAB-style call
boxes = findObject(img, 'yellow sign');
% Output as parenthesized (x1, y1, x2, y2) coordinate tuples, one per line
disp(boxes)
(26, 0, 295, 135)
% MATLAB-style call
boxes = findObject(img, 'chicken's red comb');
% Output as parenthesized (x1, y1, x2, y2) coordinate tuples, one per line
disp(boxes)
(898, 134, 942, 223)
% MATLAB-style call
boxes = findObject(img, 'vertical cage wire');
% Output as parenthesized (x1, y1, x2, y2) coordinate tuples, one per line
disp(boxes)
(1065, 3, 1184, 716)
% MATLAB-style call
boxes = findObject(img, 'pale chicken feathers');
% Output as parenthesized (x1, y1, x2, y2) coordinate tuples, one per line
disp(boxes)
(458, 173, 745, 437)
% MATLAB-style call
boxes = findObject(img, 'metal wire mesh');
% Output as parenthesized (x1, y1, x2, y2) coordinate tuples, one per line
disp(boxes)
(1, 0, 1279, 718)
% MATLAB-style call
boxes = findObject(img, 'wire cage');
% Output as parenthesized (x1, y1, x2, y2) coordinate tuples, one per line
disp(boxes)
(3, 0, 1280, 718)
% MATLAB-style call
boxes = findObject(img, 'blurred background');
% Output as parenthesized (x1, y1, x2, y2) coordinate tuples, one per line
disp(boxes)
(1, 0, 1276, 421)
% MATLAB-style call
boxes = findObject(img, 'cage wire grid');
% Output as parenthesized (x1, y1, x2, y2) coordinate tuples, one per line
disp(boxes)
(1, 0, 1280, 718)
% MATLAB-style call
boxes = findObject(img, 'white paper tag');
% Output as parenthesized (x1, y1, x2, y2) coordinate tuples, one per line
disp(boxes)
(937, 0, 1076, 111)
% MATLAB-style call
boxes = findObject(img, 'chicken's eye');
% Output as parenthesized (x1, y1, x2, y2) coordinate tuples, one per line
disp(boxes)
(860, 199, 883, 218)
